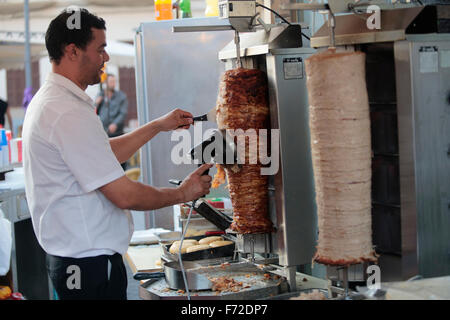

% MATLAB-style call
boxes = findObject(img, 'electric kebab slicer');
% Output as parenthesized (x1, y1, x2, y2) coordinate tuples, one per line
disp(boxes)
(188, 129, 239, 231)
(189, 129, 239, 170)
(169, 129, 239, 230)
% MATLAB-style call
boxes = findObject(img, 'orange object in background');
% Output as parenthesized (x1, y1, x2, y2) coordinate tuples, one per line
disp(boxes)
(0, 286, 12, 300)
(100, 63, 107, 83)
(154, 0, 173, 20)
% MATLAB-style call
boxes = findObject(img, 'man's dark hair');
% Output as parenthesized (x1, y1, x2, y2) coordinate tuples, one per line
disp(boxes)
(45, 8, 106, 64)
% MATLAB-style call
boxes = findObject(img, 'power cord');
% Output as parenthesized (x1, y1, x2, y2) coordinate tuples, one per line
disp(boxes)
(255, 3, 310, 41)
(256, 3, 291, 25)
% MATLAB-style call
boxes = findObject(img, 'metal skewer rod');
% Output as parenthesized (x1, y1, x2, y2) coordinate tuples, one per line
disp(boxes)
(250, 234, 255, 263)
(328, 10, 336, 48)
(342, 266, 349, 298)
(234, 30, 242, 68)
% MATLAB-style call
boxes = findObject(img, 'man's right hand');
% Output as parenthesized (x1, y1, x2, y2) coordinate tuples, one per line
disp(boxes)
(178, 164, 213, 202)
(154, 108, 193, 132)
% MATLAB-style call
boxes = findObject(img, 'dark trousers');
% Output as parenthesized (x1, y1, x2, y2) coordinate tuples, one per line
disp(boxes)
(46, 253, 127, 300)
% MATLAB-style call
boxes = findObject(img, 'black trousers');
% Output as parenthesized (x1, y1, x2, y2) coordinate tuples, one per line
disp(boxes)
(46, 253, 127, 300)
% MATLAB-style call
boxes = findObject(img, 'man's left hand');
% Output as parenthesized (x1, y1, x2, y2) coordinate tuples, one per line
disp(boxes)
(155, 108, 193, 132)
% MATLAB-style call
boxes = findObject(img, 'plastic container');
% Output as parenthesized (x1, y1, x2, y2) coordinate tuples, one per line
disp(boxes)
(205, 0, 219, 16)
(179, 0, 192, 18)
(154, 0, 173, 21)
(0, 129, 9, 167)
(10, 138, 22, 164)
(5, 130, 11, 163)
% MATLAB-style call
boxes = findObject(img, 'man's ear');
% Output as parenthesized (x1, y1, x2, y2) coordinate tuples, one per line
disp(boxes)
(64, 43, 80, 62)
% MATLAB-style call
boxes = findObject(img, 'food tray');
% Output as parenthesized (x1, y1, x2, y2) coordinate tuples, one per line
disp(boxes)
(160, 235, 236, 262)
(139, 262, 287, 300)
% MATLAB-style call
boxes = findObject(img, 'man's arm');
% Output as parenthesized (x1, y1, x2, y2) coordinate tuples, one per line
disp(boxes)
(109, 108, 193, 164)
(99, 163, 213, 210)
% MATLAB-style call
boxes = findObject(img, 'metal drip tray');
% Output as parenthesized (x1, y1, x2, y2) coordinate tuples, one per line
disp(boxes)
(139, 262, 288, 300)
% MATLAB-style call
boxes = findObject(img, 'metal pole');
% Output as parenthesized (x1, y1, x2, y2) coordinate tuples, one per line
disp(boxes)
(24, 0, 32, 90)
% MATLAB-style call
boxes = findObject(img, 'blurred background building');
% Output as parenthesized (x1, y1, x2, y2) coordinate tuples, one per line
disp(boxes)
(0, 0, 255, 137)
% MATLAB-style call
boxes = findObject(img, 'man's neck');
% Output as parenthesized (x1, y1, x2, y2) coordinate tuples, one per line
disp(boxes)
(52, 63, 87, 91)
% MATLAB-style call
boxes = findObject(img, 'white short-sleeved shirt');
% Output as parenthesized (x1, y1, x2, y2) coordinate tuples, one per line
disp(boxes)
(22, 72, 133, 258)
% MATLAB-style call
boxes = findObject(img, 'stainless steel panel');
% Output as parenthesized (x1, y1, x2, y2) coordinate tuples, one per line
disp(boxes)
(394, 40, 420, 280)
(265, 48, 317, 267)
(395, 36, 450, 278)
(135, 28, 155, 228)
(135, 18, 234, 229)
(407, 37, 450, 277)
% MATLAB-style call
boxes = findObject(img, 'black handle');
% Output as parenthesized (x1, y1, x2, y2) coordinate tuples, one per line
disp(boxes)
(133, 272, 165, 281)
(193, 200, 232, 230)
(193, 114, 208, 122)
(169, 179, 182, 186)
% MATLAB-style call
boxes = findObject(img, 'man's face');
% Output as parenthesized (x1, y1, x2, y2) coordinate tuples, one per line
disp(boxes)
(80, 28, 109, 86)
(106, 75, 116, 91)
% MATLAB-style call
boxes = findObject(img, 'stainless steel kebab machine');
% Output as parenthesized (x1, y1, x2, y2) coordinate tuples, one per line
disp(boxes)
(213, 0, 450, 289)
(282, 0, 450, 289)
(171, 0, 319, 293)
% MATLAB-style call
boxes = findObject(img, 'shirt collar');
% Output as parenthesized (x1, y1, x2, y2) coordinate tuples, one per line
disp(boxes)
(47, 72, 95, 109)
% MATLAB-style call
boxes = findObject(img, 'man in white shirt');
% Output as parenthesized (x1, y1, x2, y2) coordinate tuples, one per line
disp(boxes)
(22, 8, 212, 300)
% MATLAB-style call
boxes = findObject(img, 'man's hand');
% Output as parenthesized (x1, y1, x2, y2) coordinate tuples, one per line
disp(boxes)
(155, 108, 193, 132)
(178, 164, 213, 202)
(108, 123, 117, 134)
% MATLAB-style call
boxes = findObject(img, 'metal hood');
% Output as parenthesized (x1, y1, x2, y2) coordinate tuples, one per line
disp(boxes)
(310, 6, 426, 48)
(218, 24, 303, 60)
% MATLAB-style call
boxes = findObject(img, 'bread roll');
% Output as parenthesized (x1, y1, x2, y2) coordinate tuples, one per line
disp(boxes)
(171, 239, 198, 246)
(186, 244, 212, 253)
(199, 236, 223, 245)
(305, 48, 377, 266)
(169, 241, 196, 254)
(209, 240, 234, 248)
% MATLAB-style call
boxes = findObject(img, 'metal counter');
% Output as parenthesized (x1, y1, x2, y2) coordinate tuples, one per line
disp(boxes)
(0, 167, 52, 300)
